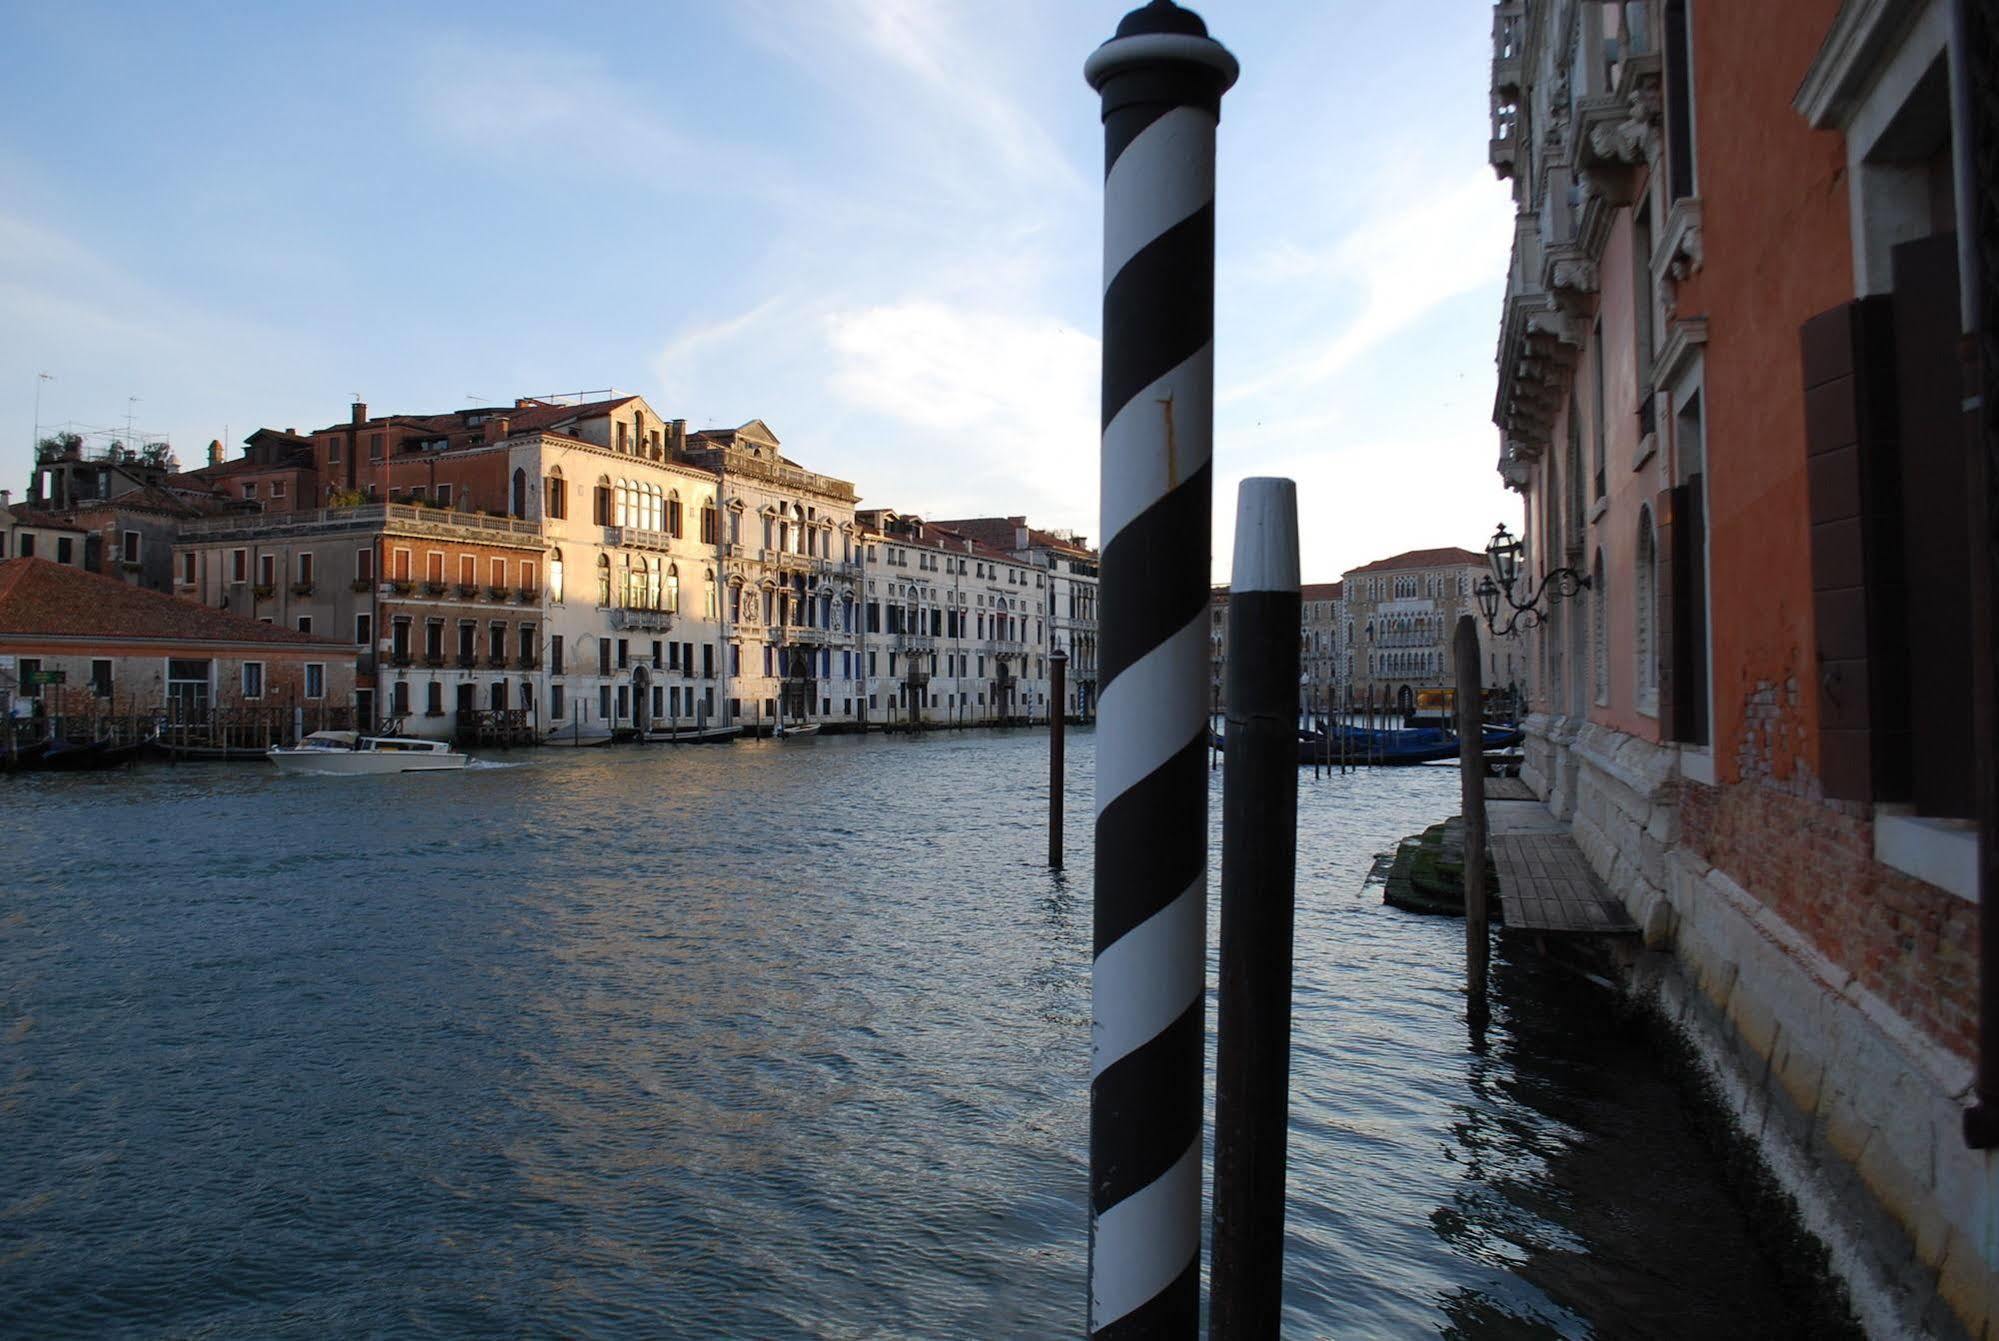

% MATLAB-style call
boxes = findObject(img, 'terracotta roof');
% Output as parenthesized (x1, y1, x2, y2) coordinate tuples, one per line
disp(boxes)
(1344, 546, 1485, 575)
(500, 397, 641, 437)
(0, 559, 343, 647)
(1301, 581, 1344, 600)
(82, 485, 225, 519)
(6, 504, 86, 531)
(926, 516, 1098, 559)
(182, 454, 309, 481)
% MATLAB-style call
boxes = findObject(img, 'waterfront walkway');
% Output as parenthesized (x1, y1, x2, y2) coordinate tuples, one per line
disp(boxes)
(1489, 798, 1639, 936)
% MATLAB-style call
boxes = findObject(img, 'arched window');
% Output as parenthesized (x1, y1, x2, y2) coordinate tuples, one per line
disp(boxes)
(596, 553, 611, 607)
(615, 480, 629, 528)
(704, 569, 717, 619)
(595, 475, 612, 526)
(550, 548, 565, 604)
(700, 497, 718, 544)
(1591, 549, 1608, 707)
(511, 468, 528, 519)
(668, 489, 683, 538)
(1636, 508, 1658, 714)
(666, 563, 680, 613)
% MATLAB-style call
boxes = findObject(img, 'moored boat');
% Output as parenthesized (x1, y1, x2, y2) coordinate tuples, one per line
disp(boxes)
(267, 731, 469, 775)
(635, 723, 741, 744)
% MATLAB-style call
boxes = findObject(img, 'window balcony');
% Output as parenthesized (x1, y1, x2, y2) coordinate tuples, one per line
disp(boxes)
(610, 607, 674, 632)
(423, 654, 447, 669)
(485, 653, 510, 669)
(1490, 1, 1524, 98)
(351, 577, 373, 593)
(253, 583, 275, 600)
(515, 586, 539, 604)
(516, 653, 541, 671)
(486, 585, 510, 602)
(456, 654, 478, 670)
(421, 581, 447, 597)
(456, 582, 480, 599)
(291, 581, 317, 597)
(387, 579, 415, 595)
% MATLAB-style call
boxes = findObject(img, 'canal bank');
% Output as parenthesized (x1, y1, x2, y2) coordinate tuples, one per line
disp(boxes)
(0, 730, 1869, 1334)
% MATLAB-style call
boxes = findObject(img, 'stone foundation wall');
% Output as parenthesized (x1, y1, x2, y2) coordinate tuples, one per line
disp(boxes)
(1531, 721, 1996, 1338)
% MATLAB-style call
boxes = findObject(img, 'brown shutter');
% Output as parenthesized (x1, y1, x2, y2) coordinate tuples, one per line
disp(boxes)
(1802, 297, 1907, 802)
(1892, 235, 1974, 818)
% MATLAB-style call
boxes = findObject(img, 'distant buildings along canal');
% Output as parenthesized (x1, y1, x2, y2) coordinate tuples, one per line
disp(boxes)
(2, 393, 1100, 742)
(1487, 0, 1988, 1334)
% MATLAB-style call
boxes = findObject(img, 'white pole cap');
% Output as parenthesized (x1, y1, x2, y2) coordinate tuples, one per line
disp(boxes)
(1231, 477, 1299, 594)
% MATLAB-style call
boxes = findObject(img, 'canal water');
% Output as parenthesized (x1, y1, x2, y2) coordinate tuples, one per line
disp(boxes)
(0, 730, 1846, 1337)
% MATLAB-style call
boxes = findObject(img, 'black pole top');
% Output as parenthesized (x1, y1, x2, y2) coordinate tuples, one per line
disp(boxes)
(1115, 0, 1209, 38)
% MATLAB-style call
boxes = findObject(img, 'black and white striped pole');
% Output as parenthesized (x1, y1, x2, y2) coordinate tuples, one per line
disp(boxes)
(1211, 478, 1300, 1337)
(1086, 4, 1237, 1335)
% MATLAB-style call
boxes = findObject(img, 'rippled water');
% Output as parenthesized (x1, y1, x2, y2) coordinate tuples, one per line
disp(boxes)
(1, 731, 1838, 1336)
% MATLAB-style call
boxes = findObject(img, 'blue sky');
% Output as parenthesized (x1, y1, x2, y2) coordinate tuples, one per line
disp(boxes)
(0, 1, 1519, 582)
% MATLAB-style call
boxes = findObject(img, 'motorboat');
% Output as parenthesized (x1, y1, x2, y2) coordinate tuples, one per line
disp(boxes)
(773, 722, 821, 738)
(636, 723, 741, 744)
(267, 730, 468, 775)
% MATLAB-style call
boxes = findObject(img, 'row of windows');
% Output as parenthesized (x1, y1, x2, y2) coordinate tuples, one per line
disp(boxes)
(12, 657, 328, 703)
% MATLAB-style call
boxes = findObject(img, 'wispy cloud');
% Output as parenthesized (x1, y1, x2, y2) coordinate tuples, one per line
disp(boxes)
(822, 299, 1097, 532)
(1222, 171, 1512, 403)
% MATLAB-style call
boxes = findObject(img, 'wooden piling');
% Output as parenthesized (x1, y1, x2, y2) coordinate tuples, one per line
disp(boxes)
(1050, 649, 1067, 869)
(1454, 615, 1490, 1023)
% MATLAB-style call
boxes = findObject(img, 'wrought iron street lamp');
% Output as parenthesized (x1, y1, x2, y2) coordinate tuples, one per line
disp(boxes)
(1476, 521, 1589, 636)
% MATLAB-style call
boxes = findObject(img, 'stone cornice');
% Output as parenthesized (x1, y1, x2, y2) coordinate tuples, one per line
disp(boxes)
(1793, 0, 1922, 128)
(1652, 315, 1709, 391)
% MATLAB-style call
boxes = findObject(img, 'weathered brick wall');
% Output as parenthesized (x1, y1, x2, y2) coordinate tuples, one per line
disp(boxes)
(1681, 773, 1976, 1062)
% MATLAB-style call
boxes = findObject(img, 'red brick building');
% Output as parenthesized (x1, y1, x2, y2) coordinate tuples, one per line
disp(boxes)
(1488, 0, 1992, 1332)
(0, 558, 355, 724)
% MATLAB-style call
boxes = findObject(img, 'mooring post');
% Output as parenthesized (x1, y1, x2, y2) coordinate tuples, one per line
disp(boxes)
(1210, 478, 1300, 1338)
(1454, 615, 1491, 1022)
(1051, 648, 1068, 869)
(1085, 3, 1236, 1332)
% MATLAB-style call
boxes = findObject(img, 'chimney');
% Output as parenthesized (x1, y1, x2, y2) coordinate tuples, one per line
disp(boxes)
(1, 489, 11, 510)
(671, 418, 687, 454)
(351, 401, 368, 424)
(494, 416, 511, 440)
(208, 439, 223, 467)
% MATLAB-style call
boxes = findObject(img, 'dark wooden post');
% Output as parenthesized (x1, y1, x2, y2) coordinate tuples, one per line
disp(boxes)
(1454, 615, 1490, 1022)
(1211, 478, 1300, 1337)
(1050, 649, 1067, 869)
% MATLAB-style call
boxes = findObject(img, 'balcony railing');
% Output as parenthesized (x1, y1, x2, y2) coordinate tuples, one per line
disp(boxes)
(486, 653, 510, 669)
(516, 654, 541, 671)
(515, 586, 540, 604)
(421, 582, 447, 597)
(179, 502, 544, 541)
(291, 581, 316, 596)
(603, 524, 680, 551)
(610, 607, 674, 632)
(456, 583, 480, 599)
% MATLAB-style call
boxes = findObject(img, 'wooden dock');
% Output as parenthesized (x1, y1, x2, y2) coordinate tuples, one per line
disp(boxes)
(1489, 799, 1639, 936)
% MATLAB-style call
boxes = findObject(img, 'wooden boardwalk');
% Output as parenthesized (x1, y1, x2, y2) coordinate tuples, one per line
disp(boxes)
(1488, 801, 1640, 936)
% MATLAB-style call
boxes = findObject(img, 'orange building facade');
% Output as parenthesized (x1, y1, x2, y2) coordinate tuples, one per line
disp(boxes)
(1489, 1, 1991, 1332)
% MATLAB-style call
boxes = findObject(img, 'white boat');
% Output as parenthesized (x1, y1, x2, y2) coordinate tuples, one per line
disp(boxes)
(542, 722, 617, 748)
(773, 722, 821, 738)
(636, 723, 741, 744)
(267, 730, 469, 774)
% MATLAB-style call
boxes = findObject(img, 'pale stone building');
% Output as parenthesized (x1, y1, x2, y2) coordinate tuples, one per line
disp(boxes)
(680, 421, 862, 732)
(855, 510, 1049, 727)
(926, 516, 1100, 719)
(1341, 547, 1506, 714)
